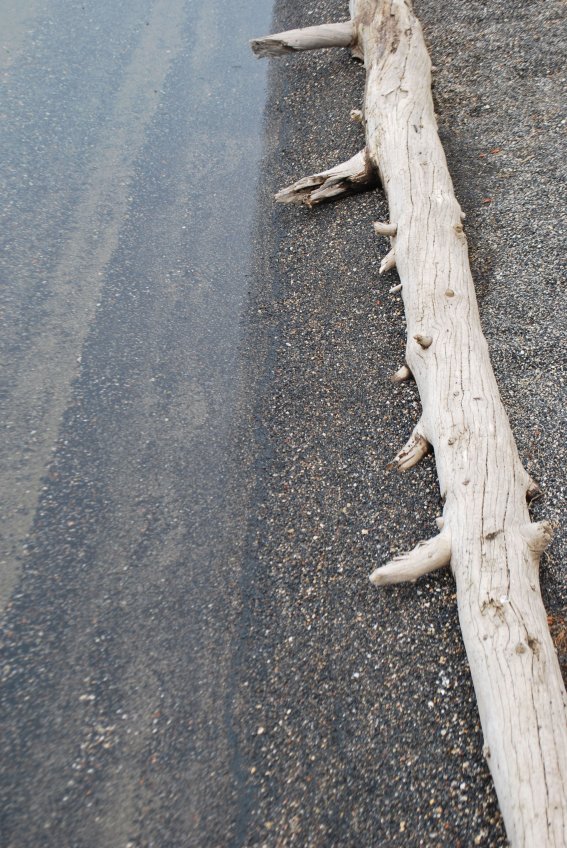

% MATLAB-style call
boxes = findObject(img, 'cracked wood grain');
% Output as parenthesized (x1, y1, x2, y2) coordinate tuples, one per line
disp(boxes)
(252, 2, 567, 845)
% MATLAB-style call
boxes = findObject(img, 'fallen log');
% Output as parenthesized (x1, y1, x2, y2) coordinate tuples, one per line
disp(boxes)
(252, 2, 567, 845)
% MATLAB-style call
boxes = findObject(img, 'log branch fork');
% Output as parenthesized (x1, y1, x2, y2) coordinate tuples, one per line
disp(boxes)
(251, 2, 567, 846)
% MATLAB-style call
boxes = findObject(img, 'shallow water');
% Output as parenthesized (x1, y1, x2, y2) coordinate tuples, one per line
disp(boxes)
(0, 1, 273, 843)
(1, 0, 272, 609)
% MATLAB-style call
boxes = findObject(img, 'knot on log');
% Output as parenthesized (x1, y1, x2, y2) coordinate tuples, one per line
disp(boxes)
(414, 333, 433, 349)
(521, 520, 554, 553)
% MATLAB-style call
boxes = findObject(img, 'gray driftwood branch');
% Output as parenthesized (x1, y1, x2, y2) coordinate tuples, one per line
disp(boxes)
(251, 1, 567, 845)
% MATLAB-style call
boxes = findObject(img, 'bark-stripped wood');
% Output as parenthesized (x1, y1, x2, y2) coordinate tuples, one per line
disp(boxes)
(275, 148, 379, 205)
(252, 2, 567, 846)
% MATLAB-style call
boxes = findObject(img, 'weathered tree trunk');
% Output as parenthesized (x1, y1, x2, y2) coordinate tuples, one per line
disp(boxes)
(252, 2, 567, 846)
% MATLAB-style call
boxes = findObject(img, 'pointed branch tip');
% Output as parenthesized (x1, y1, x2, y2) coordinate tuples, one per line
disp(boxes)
(390, 364, 412, 383)
(379, 249, 396, 275)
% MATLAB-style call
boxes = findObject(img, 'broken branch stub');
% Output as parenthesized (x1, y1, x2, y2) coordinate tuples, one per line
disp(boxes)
(387, 423, 430, 473)
(275, 149, 379, 206)
(369, 531, 451, 585)
(251, 3, 567, 847)
(250, 21, 354, 58)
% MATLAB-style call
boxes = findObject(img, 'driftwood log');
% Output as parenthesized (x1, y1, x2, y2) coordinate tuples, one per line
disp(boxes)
(252, 2, 567, 846)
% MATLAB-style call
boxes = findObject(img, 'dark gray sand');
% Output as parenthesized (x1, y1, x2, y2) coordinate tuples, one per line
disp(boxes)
(235, 0, 566, 845)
